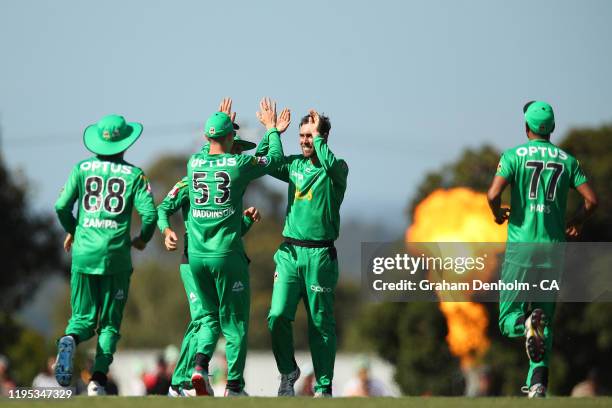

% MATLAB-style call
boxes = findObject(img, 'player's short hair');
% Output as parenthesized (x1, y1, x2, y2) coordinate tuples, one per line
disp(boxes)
(300, 114, 331, 137)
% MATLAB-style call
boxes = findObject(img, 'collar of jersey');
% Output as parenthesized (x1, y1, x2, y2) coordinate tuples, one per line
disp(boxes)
(529, 138, 551, 144)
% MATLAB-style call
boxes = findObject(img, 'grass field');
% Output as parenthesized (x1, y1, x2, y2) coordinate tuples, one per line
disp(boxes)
(2, 396, 611, 408)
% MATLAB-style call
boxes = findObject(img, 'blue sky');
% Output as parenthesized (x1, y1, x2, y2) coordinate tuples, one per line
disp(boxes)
(1, 0, 611, 232)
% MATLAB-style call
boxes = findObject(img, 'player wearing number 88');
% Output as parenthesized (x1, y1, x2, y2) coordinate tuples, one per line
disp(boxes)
(487, 101, 598, 397)
(54, 114, 157, 395)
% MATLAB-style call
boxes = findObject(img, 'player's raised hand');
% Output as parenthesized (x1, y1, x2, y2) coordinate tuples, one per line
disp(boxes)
(63, 233, 74, 253)
(244, 206, 262, 223)
(163, 228, 179, 251)
(219, 97, 233, 117)
(276, 108, 291, 134)
(309, 109, 321, 136)
(256, 97, 277, 130)
(494, 207, 510, 225)
(131, 236, 147, 251)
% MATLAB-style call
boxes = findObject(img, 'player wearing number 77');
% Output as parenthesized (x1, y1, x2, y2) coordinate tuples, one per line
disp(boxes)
(487, 101, 598, 398)
(54, 115, 158, 396)
(186, 98, 287, 396)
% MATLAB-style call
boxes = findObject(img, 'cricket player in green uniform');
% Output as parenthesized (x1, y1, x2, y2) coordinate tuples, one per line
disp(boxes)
(186, 98, 287, 396)
(487, 101, 598, 397)
(54, 114, 158, 395)
(158, 134, 261, 397)
(258, 109, 348, 397)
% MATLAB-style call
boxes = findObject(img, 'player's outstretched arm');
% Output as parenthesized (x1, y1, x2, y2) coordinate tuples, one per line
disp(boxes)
(133, 172, 158, 250)
(54, 166, 79, 235)
(244, 97, 286, 179)
(309, 110, 348, 186)
(487, 175, 510, 225)
(566, 182, 598, 238)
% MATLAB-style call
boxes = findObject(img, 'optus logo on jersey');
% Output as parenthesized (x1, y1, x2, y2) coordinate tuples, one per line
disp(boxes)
(190, 157, 237, 168)
(80, 161, 133, 174)
(515, 146, 568, 160)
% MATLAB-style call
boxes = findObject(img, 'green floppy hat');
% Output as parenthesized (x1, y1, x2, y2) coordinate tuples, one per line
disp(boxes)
(205, 112, 234, 139)
(233, 135, 256, 151)
(524, 101, 555, 135)
(83, 114, 143, 155)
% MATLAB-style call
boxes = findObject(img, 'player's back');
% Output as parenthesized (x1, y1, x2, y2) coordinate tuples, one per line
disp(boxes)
(187, 152, 263, 256)
(497, 139, 587, 243)
(60, 156, 151, 274)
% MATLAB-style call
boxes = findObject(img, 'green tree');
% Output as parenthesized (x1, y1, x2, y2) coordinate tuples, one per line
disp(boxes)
(0, 154, 64, 386)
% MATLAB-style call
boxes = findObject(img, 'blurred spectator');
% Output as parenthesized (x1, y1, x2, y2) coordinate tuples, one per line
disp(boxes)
(32, 356, 60, 388)
(343, 355, 387, 397)
(164, 344, 179, 376)
(143, 354, 171, 395)
(296, 364, 315, 396)
(0, 355, 16, 396)
(464, 365, 493, 397)
(571, 369, 600, 397)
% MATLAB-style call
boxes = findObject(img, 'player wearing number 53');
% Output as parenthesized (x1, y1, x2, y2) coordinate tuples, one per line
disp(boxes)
(186, 98, 287, 396)
(54, 115, 158, 396)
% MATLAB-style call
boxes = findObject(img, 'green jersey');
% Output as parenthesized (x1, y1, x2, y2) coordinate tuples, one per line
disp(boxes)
(157, 176, 255, 256)
(186, 128, 283, 257)
(496, 138, 587, 243)
(257, 135, 348, 241)
(55, 156, 157, 275)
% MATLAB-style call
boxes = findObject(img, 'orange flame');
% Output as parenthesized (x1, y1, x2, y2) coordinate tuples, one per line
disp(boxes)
(406, 188, 506, 368)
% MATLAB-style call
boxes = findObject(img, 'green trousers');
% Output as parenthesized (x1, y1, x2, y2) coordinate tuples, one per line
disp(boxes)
(498, 262, 556, 387)
(189, 254, 250, 388)
(65, 270, 131, 374)
(171, 263, 206, 388)
(267, 243, 339, 393)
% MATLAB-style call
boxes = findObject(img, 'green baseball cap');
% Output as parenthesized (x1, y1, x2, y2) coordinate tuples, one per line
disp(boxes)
(205, 112, 234, 139)
(83, 114, 143, 156)
(524, 101, 555, 135)
(233, 135, 256, 151)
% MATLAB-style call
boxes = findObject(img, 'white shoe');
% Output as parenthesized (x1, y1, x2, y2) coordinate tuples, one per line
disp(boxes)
(87, 380, 107, 396)
(168, 386, 181, 397)
(314, 391, 332, 398)
(54, 335, 75, 387)
(522, 383, 546, 398)
(224, 388, 249, 397)
(180, 388, 197, 397)
(278, 367, 301, 396)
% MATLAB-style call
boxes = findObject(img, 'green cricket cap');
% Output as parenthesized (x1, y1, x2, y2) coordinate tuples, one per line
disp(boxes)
(233, 135, 256, 151)
(524, 101, 555, 135)
(83, 114, 143, 156)
(205, 112, 234, 139)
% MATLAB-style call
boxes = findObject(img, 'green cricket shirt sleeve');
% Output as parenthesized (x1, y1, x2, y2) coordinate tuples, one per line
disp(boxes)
(54, 165, 80, 234)
(496, 151, 515, 181)
(255, 130, 290, 182)
(241, 215, 254, 236)
(157, 177, 189, 233)
(570, 159, 588, 188)
(313, 136, 349, 187)
(134, 171, 158, 243)
(240, 128, 285, 180)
